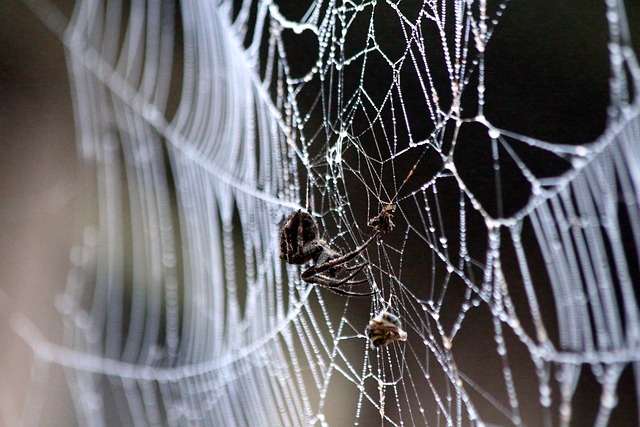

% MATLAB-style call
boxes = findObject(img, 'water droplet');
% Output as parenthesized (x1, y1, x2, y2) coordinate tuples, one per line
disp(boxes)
(488, 128, 501, 139)
(443, 335, 452, 349)
(601, 392, 617, 408)
(574, 145, 589, 157)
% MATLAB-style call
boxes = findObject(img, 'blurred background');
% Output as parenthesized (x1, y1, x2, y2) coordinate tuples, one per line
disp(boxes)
(0, 1, 76, 425)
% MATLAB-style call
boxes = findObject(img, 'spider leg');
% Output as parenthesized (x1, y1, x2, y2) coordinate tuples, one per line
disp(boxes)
(325, 287, 375, 297)
(303, 265, 369, 288)
(336, 262, 367, 283)
(305, 275, 374, 297)
(343, 262, 367, 272)
(304, 263, 370, 290)
(340, 278, 369, 286)
(302, 259, 368, 284)
(308, 232, 379, 275)
(311, 275, 370, 286)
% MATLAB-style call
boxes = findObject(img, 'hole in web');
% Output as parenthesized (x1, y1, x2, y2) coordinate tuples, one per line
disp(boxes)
(484, 0, 610, 144)
(453, 121, 532, 219)
(239, 0, 260, 49)
(280, 28, 318, 80)
(272, 1, 315, 22)
(231, 204, 248, 320)
(610, 363, 640, 425)
(165, 2, 184, 123)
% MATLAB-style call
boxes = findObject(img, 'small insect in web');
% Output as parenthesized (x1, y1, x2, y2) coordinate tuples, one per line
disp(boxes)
(279, 206, 395, 297)
(365, 310, 408, 349)
(368, 204, 396, 233)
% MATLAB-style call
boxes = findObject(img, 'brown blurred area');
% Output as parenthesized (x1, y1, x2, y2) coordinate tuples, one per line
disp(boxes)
(0, 0, 76, 425)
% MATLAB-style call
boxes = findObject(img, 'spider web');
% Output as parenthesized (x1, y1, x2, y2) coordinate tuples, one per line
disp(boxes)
(5, 0, 640, 425)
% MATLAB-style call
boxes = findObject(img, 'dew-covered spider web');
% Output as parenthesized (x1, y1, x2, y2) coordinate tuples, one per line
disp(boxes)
(6, 0, 640, 425)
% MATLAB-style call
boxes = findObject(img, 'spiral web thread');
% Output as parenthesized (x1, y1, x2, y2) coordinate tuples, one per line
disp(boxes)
(6, 0, 640, 425)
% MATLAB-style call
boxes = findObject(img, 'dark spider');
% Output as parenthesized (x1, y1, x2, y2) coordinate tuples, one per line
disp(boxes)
(279, 206, 394, 297)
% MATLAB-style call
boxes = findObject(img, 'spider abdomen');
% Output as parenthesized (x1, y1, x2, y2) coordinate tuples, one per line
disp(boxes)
(279, 209, 377, 297)
(280, 210, 322, 264)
